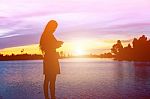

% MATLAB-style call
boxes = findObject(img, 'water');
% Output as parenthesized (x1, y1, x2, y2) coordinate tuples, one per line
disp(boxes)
(0, 58, 150, 99)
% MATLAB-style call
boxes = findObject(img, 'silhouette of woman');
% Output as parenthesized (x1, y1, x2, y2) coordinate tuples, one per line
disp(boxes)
(40, 20, 63, 99)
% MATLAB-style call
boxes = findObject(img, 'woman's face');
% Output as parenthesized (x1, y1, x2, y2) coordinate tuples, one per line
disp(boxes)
(47, 20, 58, 34)
(50, 24, 57, 33)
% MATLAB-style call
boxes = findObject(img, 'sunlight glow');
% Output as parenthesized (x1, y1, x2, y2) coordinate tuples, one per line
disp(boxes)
(74, 49, 85, 56)
(0, 39, 114, 55)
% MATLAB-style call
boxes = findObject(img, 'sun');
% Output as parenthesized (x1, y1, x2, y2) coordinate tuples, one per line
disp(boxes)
(66, 39, 90, 56)
(58, 38, 109, 56)
(74, 48, 85, 56)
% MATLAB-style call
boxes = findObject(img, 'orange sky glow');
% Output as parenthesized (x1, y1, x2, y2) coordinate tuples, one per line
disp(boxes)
(0, 39, 130, 56)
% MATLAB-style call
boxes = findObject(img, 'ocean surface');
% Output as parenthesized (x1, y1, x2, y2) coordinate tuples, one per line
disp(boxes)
(0, 58, 150, 99)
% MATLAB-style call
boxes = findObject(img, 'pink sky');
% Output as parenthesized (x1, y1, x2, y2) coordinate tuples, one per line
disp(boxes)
(0, 0, 150, 49)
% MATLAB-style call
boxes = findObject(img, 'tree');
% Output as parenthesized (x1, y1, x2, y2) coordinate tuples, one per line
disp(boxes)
(111, 40, 123, 55)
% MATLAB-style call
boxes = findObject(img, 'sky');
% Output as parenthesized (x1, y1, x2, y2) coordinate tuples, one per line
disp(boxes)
(0, 0, 150, 55)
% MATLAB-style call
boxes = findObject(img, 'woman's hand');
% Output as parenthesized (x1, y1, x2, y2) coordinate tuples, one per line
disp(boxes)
(59, 41, 64, 45)
(56, 41, 64, 48)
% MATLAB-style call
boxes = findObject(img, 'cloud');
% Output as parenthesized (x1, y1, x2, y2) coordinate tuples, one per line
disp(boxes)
(0, 33, 40, 48)
(1, 0, 150, 49)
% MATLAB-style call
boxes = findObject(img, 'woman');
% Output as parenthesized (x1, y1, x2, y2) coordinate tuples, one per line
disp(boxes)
(39, 20, 63, 99)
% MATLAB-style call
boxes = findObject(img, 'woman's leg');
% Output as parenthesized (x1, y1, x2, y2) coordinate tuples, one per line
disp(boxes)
(49, 74, 57, 99)
(44, 75, 50, 99)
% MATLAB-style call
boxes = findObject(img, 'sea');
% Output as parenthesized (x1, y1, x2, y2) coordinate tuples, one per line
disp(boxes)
(0, 58, 150, 99)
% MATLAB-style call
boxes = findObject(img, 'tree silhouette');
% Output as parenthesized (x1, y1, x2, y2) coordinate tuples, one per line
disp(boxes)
(111, 40, 123, 55)
(111, 35, 150, 61)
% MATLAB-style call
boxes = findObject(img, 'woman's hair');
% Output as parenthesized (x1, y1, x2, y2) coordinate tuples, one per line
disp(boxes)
(39, 20, 58, 54)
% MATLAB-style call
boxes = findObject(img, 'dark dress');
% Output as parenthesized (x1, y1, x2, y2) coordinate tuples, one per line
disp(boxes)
(42, 34, 61, 75)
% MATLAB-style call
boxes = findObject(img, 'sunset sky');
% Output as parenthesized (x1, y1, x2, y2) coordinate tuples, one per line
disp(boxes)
(0, 0, 150, 55)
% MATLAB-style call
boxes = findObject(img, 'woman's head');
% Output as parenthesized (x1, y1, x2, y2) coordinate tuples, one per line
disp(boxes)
(40, 20, 58, 53)
(44, 20, 58, 34)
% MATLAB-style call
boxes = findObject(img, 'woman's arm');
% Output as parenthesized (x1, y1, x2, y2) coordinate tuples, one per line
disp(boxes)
(52, 35, 63, 48)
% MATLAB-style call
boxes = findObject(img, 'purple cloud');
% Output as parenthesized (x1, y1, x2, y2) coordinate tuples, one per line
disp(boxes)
(0, 0, 150, 49)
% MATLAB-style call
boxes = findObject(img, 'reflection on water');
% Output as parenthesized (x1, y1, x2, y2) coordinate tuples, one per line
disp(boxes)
(0, 58, 150, 99)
